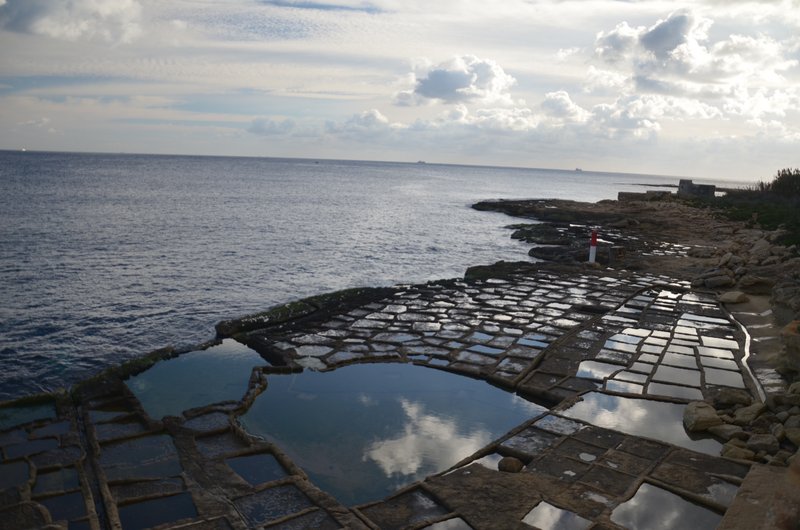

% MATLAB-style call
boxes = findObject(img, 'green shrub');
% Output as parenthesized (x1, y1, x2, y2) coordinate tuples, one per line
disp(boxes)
(689, 168, 800, 246)
(755, 168, 800, 196)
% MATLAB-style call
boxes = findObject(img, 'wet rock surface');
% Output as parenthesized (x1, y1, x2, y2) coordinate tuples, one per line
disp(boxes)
(2, 196, 799, 529)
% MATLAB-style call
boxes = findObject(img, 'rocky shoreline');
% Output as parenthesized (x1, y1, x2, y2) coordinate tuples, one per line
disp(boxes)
(1, 193, 800, 529)
(476, 196, 800, 446)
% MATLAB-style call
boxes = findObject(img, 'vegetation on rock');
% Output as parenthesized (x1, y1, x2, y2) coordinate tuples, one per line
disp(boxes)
(702, 168, 800, 246)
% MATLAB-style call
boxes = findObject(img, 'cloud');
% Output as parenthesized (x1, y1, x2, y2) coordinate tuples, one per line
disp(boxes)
(639, 10, 696, 60)
(541, 91, 590, 123)
(258, 0, 382, 14)
(0, 0, 143, 43)
(324, 109, 404, 140)
(589, 8, 800, 127)
(594, 9, 797, 87)
(395, 55, 517, 106)
(16, 115, 56, 133)
(248, 117, 296, 135)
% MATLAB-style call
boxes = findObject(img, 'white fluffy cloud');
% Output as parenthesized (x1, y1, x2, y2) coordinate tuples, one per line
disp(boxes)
(0, 0, 142, 43)
(1, 1, 799, 179)
(594, 10, 798, 96)
(395, 55, 517, 106)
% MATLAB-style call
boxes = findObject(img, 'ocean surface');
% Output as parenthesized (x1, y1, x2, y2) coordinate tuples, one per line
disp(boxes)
(0, 151, 735, 400)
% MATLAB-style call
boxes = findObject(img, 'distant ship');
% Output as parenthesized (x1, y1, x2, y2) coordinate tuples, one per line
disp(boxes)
(575, 168, 583, 172)
(417, 160, 426, 164)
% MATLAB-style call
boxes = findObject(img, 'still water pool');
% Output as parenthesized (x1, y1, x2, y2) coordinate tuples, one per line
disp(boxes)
(238, 362, 546, 506)
(562, 392, 721, 455)
(126, 339, 265, 419)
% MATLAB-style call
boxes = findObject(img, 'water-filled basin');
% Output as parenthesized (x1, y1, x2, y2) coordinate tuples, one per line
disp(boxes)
(238, 362, 545, 505)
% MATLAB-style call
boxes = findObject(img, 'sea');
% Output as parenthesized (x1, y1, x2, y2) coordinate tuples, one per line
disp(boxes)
(0, 151, 738, 401)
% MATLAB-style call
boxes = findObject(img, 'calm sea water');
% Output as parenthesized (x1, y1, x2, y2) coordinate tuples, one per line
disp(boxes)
(0, 151, 718, 400)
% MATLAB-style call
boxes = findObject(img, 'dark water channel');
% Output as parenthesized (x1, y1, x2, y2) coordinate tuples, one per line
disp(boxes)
(239, 363, 546, 506)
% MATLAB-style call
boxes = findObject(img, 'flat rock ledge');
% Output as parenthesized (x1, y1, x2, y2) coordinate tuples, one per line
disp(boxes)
(2, 196, 799, 530)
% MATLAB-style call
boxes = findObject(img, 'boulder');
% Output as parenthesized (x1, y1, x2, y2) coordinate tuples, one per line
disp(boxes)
(689, 247, 715, 258)
(771, 423, 786, 442)
(785, 415, 800, 429)
(733, 402, 766, 425)
(709, 387, 753, 408)
(780, 321, 800, 374)
(705, 275, 735, 289)
(746, 433, 780, 453)
(750, 238, 773, 259)
(498, 456, 524, 473)
(683, 401, 723, 432)
(786, 427, 800, 447)
(738, 275, 775, 295)
(718, 291, 748, 304)
(728, 255, 745, 268)
(721, 444, 755, 461)
(707, 424, 745, 441)
(783, 394, 800, 407)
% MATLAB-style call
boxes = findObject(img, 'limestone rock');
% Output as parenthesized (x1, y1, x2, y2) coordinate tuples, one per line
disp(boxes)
(683, 401, 723, 432)
(717, 462, 800, 530)
(738, 275, 775, 295)
(779, 393, 800, 407)
(789, 382, 800, 395)
(718, 291, 748, 304)
(705, 275, 735, 289)
(785, 427, 800, 446)
(734, 402, 766, 425)
(707, 424, 744, 441)
(750, 238, 772, 259)
(780, 321, 800, 374)
(497, 456, 524, 473)
(771, 423, 786, 442)
(785, 415, 800, 429)
(746, 434, 780, 453)
(709, 387, 753, 408)
(721, 443, 755, 460)
(689, 247, 715, 258)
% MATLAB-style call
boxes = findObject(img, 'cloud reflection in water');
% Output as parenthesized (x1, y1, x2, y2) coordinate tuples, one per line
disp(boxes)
(364, 398, 490, 478)
(238, 363, 542, 505)
(562, 392, 721, 455)
(611, 483, 722, 529)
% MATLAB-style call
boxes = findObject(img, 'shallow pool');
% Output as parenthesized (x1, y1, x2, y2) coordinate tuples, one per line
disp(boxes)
(238, 362, 546, 505)
(126, 339, 265, 419)
(562, 392, 721, 455)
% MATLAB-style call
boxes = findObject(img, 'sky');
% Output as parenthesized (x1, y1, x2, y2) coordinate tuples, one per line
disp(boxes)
(0, 0, 798, 180)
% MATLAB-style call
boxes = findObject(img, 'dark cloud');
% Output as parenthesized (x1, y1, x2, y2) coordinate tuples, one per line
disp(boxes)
(415, 69, 474, 102)
(639, 11, 692, 59)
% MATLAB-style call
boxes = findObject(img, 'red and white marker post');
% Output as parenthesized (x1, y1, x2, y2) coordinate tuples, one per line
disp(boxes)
(589, 229, 598, 263)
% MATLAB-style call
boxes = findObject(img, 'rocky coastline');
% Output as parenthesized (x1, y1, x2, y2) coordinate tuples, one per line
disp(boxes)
(476, 196, 800, 474)
(2, 192, 800, 529)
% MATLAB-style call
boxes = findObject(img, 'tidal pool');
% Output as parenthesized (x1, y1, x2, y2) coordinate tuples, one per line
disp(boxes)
(611, 483, 722, 529)
(126, 339, 265, 419)
(562, 392, 721, 455)
(238, 363, 546, 506)
(0, 401, 56, 431)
